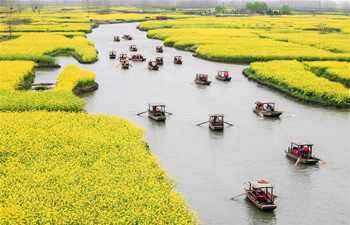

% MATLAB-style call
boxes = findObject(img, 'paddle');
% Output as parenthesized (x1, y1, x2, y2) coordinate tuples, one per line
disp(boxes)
(313, 156, 327, 164)
(116, 64, 121, 67)
(229, 193, 245, 200)
(224, 122, 234, 126)
(165, 111, 173, 115)
(136, 111, 147, 115)
(294, 156, 301, 166)
(129, 64, 133, 67)
(196, 121, 209, 126)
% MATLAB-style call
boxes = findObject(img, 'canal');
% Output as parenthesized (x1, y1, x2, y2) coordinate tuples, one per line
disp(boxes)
(34, 22, 349, 225)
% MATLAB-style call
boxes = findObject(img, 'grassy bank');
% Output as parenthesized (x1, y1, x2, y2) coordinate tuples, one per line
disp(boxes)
(244, 60, 350, 108)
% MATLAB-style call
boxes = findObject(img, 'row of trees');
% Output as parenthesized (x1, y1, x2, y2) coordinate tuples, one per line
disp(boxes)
(245, 2, 291, 15)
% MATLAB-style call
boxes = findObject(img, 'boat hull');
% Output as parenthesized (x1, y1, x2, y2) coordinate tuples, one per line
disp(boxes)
(148, 113, 166, 121)
(245, 189, 277, 211)
(130, 58, 146, 61)
(174, 61, 182, 64)
(216, 76, 231, 81)
(109, 56, 116, 59)
(209, 123, 224, 131)
(285, 150, 319, 164)
(148, 66, 159, 70)
(195, 80, 211, 85)
(253, 108, 282, 117)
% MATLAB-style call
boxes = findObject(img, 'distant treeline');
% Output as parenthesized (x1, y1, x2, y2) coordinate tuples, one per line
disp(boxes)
(3, 0, 350, 11)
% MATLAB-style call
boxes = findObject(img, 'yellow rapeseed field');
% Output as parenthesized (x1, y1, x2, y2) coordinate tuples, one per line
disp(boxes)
(0, 62, 95, 111)
(303, 61, 350, 86)
(248, 60, 350, 107)
(141, 15, 350, 62)
(0, 111, 200, 224)
(0, 33, 97, 64)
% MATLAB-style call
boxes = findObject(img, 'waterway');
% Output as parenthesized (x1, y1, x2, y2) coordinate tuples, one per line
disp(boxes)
(34, 22, 349, 225)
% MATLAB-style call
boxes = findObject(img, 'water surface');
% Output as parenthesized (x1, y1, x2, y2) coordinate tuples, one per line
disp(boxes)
(35, 23, 349, 225)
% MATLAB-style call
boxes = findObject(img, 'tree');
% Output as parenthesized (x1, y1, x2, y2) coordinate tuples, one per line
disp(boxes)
(245, 2, 268, 14)
(170, 6, 177, 12)
(215, 5, 226, 13)
(280, 5, 292, 15)
(4, 7, 19, 39)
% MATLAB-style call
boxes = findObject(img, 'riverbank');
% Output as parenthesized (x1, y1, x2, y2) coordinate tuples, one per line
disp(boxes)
(244, 61, 350, 108)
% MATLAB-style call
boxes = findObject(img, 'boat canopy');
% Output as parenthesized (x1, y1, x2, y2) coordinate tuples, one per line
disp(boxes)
(149, 103, 165, 107)
(291, 140, 313, 146)
(256, 102, 275, 105)
(250, 180, 274, 189)
(210, 114, 224, 117)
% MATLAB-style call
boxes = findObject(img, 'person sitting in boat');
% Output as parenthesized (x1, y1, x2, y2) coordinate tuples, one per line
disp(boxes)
(203, 75, 207, 81)
(132, 55, 137, 59)
(224, 71, 229, 77)
(148, 61, 152, 66)
(292, 147, 300, 157)
(139, 55, 143, 60)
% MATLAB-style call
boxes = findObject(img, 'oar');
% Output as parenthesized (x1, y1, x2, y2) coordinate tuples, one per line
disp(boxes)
(165, 111, 173, 115)
(229, 193, 245, 200)
(196, 121, 209, 126)
(136, 111, 147, 115)
(189, 82, 194, 84)
(294, 156, 301, 166)
(116, 64, 121, 67)
(314, 156, 327, 164)
(224, 121, 234, 126)
(129, 64, 133, 67)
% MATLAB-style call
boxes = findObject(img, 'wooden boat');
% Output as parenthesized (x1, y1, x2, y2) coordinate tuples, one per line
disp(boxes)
(194, 74, 211, 85)
(209, 114, 224, 131)
(253, 102, 283, 117)
(122, 34, 132, 40)
(174, 56, 182, 64)
(114, 36, 120, 42)
(119, 53, 128, 62)
(216, 71, 231, 81)
(285, 140, 320, 164)
(156, 46, 163, 53)
(148, 61, 159, 70)
(129, 54, 146, 61)
(109, 50, 116, 59)
(156, 57, 163, 65)
(129, 45, 137, 51)
(148, 103, 166, 121)
(245, 180, 277, 211)
(121, 59, 130, 69)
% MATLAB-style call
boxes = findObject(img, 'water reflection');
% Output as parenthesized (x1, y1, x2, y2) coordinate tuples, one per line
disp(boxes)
(245, 198, 277, 225)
